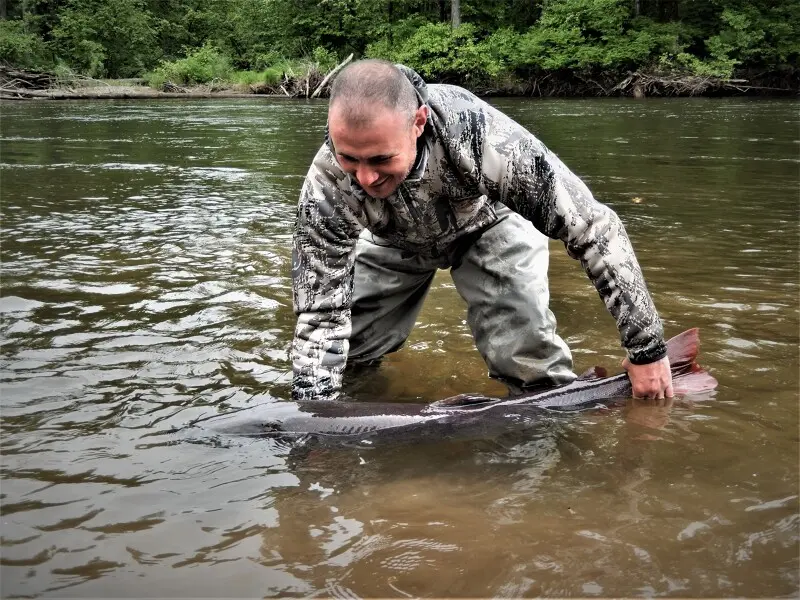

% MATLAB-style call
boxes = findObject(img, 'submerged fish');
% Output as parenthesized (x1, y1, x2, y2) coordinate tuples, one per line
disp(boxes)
(202, 329, 717, 447)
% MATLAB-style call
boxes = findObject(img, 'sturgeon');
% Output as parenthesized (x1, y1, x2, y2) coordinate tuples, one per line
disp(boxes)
(204, 329, 717, 447)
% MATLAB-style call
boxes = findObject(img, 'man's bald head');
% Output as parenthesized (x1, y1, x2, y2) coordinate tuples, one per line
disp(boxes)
(327, 60, 428, 199)
(329, 59, 419, 127)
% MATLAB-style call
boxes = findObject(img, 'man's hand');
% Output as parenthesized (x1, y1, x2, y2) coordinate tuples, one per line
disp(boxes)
(622, 355, 673, 399)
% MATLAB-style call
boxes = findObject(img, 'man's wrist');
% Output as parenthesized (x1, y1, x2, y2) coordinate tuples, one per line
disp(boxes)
(626, 343, 668, 366)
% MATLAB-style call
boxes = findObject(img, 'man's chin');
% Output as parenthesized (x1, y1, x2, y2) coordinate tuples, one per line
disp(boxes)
(366, 180, 396, 198)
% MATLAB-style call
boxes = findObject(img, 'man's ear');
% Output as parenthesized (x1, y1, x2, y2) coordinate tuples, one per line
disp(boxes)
(413, 105, 428, 137)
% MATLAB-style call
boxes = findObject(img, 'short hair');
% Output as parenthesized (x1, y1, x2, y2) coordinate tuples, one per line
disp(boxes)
(329, 59, 419, 126)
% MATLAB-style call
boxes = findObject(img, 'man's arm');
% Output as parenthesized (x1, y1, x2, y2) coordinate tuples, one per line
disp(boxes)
(475, 107, 672, 397)
(291, 147, 363, 401)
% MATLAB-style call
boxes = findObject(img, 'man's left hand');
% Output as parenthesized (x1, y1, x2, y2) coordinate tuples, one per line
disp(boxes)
(622, 355, 673, 399)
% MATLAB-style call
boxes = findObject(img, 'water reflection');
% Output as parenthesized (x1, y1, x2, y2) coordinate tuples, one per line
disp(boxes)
(1, 98, 797, 597)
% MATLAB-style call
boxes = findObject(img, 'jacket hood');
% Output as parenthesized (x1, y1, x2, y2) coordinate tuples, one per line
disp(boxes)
(394, 64, 429, 107)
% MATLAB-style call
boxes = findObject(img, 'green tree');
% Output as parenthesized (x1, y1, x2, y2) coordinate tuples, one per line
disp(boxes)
(706, 3, 800, 68)
(0, 0, 796, 86)
(51, 0, 158, 77)
(514, 0, 674, 72)
(0, 18, 50, 68)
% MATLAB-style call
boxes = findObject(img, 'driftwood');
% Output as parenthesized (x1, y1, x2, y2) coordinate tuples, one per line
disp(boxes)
(614, 72, 723, 96)
(0, 65, 55, 90)
(611, 72, 793, 97)
(506, 70, 797, 98)
(162, 81, 187, 93)
(311, 53, 354, 98)
(273, 67, 325, 98)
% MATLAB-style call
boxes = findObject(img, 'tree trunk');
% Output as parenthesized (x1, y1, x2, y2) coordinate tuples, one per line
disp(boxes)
(451, 0, 460, 28)
(1, 0, 7, 19)
(388, 0, 393, 43)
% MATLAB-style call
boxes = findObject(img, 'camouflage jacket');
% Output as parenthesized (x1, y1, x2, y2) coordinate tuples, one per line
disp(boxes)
(291, 66, 666, 401)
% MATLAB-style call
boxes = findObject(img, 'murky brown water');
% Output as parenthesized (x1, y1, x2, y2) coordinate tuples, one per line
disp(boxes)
(1, 97, 798, 598)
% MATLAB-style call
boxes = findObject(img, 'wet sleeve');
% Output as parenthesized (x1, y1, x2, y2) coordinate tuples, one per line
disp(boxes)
(478, 117, 667, 365)
(291, 148, 364, 401)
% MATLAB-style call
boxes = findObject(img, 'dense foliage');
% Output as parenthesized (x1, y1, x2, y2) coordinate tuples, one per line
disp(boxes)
(1, 0, 797, 86)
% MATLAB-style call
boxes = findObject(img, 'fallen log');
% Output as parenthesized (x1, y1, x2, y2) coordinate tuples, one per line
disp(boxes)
(0, 87, 270, 100)
(0, 93, 30, 100)
(311, 53, 354, 99)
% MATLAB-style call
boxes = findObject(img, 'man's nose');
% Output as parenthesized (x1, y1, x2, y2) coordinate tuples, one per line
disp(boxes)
(356, 165, 380, 187)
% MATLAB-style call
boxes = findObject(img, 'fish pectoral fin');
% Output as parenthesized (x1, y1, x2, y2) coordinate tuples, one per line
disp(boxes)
(577, 366, 609, 380)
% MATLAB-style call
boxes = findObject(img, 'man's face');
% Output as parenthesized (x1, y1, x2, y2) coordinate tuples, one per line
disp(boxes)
(328, 103, 427, 199)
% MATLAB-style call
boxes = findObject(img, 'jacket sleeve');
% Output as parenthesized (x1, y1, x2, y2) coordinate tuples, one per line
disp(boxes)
(476, 109, 667, 365)
(291, 146, 364, 401)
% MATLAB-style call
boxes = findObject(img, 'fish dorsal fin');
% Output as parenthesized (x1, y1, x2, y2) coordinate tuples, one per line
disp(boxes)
(429, 393, 498, 411)
(577, 366, 608, 380)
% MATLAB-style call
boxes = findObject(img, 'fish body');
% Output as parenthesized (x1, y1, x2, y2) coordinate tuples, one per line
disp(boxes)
(205, 329, 717, 446)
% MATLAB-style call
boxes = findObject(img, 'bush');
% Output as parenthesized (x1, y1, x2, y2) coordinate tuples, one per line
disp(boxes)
(475, 28, 522, 75)
(228, 70, 263, 86)
(228, 69, 285, 86)
(311, 46, 338, 71)
(666, 53, 737, 78)
(0, 20, 51, 70)
(152, 44, 232, 84)
(262, 66, 284, 85)
(145, 69, 167, 89)
(251, 51, 284, 71)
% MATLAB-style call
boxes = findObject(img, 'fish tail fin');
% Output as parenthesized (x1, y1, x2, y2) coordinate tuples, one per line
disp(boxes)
(673, 369, 718, 395)
(666, 328, 700, 371)
(666, 328, 718, 394)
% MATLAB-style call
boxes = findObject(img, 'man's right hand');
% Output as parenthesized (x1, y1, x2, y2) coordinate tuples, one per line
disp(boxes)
(622, 355, 674, 399)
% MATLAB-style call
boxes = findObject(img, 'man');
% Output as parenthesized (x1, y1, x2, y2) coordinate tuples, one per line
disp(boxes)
(291, 59, 673, 402)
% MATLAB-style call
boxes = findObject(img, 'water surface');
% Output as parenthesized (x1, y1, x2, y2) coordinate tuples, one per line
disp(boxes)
(1, 97, 798, 597)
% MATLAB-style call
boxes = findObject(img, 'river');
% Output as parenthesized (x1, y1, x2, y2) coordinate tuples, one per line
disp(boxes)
(1, 97, 798, 597)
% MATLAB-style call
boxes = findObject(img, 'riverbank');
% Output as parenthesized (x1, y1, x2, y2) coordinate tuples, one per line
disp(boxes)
(0, 83, 260, 101)
(1, 65, 796, 101)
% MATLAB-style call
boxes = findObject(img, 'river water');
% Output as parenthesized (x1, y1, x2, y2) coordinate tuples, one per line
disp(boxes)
(1, 97, 798, 598)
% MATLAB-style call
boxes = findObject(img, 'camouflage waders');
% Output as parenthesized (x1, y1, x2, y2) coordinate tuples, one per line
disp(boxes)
(349, 203, 575, 390)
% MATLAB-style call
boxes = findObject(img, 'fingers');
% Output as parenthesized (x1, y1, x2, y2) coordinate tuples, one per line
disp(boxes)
(632, 381, 671, 400)
(627, 356, 673, 399)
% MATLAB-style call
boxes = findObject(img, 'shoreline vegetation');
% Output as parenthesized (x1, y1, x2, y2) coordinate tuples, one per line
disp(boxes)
(1, 62, 795, 102)
(1, 0, 797, 101)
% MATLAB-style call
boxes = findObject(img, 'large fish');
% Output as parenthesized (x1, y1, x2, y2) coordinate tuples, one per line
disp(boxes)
(203, 329, 717, 447)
